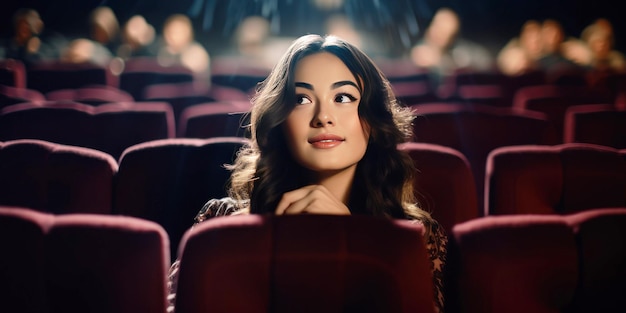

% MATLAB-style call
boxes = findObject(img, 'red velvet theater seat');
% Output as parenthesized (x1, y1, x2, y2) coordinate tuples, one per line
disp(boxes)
(0, 207, 170, 313)
(0, 101, 175, 160)
(564, 208, 626, 313)
(512, 85, 613, 141)
(447, 215, 578, 313)
(564, 104, 626, 149)
(210, 56, 270, 93)
(0, 84, 45, 109)
(485, 143, 626, 216)
(0, 58, 27, 88)
(46, 85, 134, 106)
(143, 82, 250, 123)
(0, 207, 53, 313)
(0, 139, 117, 214)
(175, 214, 435, 313)
(399, 142, 478, 233)
(26, 61, 115, 94)
(178, 102, 251, 138)
(119, 56, 195, 101)
(45, 214, 170, 313)
(114, 137, 248, 259)
(411, 102, 558, 213)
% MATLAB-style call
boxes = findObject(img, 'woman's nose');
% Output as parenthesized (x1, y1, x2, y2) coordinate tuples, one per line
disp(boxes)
(311, 103, 335, 127)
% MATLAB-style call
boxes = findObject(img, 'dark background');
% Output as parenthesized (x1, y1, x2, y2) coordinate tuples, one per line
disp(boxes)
(1, 0, 625, 58)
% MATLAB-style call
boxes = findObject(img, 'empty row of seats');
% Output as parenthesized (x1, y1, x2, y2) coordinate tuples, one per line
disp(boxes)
(1, 138, 624, 258)
(0, 101, 175, 160)
(0, 206, 169, 313)
(2, 205, 624, 313)
(446, 208, 626, 313)
(0, 101, 253, 158)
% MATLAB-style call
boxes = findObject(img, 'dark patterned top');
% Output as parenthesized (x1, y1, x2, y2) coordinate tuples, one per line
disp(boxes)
(167, 197, 448, 313)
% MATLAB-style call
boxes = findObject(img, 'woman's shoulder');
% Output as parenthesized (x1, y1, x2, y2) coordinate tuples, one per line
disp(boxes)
(194, 197, 245, 223)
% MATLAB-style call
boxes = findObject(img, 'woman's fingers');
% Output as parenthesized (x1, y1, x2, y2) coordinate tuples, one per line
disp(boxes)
(275, 185, 350, 215)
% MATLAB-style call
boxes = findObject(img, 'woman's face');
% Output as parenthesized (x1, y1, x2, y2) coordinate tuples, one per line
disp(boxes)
(283, 52, 370, 176)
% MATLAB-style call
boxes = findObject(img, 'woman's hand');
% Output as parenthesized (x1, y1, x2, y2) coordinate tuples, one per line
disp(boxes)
(275, 185, 351, 215)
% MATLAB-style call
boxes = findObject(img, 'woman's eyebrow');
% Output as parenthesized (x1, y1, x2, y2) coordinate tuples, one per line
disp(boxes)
(295, 80, 360, 92)
(332, 80, 360, 92)
(295, 82, 313, 90)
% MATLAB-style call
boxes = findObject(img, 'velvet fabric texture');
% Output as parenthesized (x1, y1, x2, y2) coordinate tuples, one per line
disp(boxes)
(485, 143, 626, 215)
(0, 139, 117, 214)
(114, 137, 248, 258)
(0, 206, 170, 313)
(0, 101, 175, 159)
(175, 214, 436, 313)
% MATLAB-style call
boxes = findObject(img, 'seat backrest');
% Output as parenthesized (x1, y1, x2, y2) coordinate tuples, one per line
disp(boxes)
(93, 102, 175, 159)
(210, 56, 270, 92)
(438, 69, 510, 100)
(0, 101, 93, 148)
(178, 102, 251, 138)
(0, 139, 117, 214)
(564, 104, 626, 149)
(412, 103, 558, 213)
(513, 85, 614, 141)
(399, 142, 478, 232)
(114, 137, 248, 258)
(0, 207, 169, 313)
(447, 215, 578, 313)
(564, 208, 626, 312)
(46, 85, 134, 106)
(485, 143, 626, 216)
(0, 101, 175, 160)
(0, 58, 27, 88)
(456, 84, 510, 107)
(0, 84, 45, 109)
(119, 57, 194, 100)
(391, 81, 439, 106)
(44, 214, 170, 313)
(26, 61, 114, 93)
(142, 83, 250, 124)
(375, 58, 430, 83)
(175, 214, 435, 313)
(0, 207, 53, 313)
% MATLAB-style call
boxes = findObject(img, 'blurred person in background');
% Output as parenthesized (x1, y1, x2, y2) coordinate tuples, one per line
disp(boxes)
(410, 8, 493, 87)
(537, 19, 587, 83)
(2, 8, 65, 66)
(60, 6, 120, 67)
(157, 14, 210, 82)
(497, 20, 543, 76)
(89, 6, 121, 55)
(580, 18, 625, 73)
(116, 14, 157, 60)
(232, 15, 281, 69)
(564, 18, 626, 89)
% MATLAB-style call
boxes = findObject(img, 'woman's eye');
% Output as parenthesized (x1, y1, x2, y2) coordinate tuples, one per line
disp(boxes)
(335, 93, 357, 103)
(296, 95, 312, 105)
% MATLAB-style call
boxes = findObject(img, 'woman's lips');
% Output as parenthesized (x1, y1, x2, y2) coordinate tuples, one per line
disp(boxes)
(308, 134, 345, 149)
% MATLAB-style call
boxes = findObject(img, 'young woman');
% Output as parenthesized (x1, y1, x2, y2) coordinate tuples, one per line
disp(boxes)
(168, 34, 447, 312)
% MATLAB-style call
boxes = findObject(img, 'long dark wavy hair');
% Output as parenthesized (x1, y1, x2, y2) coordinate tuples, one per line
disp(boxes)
(228, 34, 433, 226)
